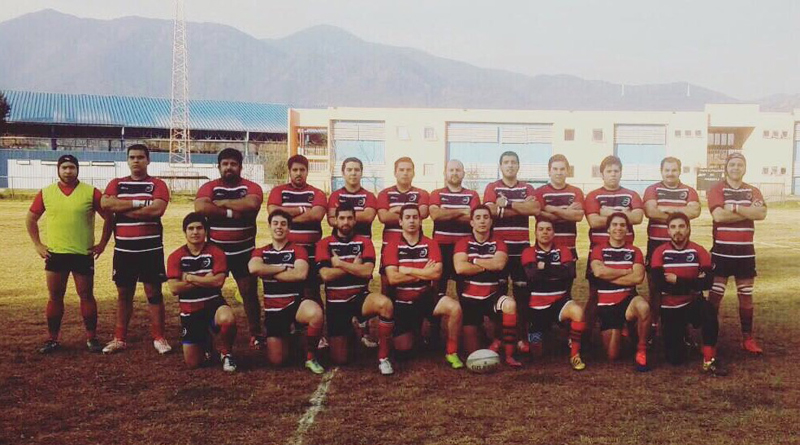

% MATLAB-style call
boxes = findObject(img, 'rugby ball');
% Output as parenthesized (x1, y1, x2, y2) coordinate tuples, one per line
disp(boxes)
(466, 349, 500, 374)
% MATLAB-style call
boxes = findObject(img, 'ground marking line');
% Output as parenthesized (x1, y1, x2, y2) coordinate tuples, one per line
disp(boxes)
(289, 367, 338, 445)
(756, 241, 800, 252)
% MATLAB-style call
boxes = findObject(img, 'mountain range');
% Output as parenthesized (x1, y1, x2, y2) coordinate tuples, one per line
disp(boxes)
(0, 9, 797, 112)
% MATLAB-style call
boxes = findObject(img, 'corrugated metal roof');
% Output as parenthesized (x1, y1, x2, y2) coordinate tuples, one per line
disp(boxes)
(2, 90, 289, 133)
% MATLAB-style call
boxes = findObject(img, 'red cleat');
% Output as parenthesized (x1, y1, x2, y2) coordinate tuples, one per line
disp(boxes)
(742, 337, 763, 354)
(504, 356, 523, 367)
(488, 339, 501, 353)
(517, 340, 530, 354)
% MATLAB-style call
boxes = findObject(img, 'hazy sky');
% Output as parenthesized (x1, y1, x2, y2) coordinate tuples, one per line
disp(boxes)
(2, 0, 798, 99)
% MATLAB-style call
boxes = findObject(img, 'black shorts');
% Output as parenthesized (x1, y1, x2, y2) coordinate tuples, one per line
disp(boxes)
(502, 254, 528, 289)
(226, 250, 253, 280)
(300, 244, 322, 302)
(45, 253, 94, 276)
(597, 295, 635, 331)
(112, 249, 166, 287)
(711, 253, 757, 279)
(436, 244, 457, 296)
(527, 297, 573, 333)
(393, 293, 436, 336)
(326, 291, 369, 337)
(264, 299, 301, 337)
(645, 239, 667, 270)
(461, 295, 508, 327)
(180, 298, 227, 345)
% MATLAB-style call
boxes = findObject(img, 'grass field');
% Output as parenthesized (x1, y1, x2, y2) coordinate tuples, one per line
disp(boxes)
(1, 199, 799, 445)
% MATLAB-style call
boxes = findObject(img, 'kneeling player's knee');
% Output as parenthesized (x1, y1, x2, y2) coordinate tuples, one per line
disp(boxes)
(501, 296, 517, 314)
(217, 311, 235, 326)
(378, 298, 393, 318)
(147, 293, 164, 305)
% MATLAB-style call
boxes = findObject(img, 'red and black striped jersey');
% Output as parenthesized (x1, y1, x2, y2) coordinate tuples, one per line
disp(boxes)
(267, 183, 327, 245)
(643, 182, 699, 242)
(196, 178, 263, 257)
(707, 181, 765, 260)
(454, 234, 508, 300)
(382, 235, 442, 303)
(328, 186, 378, 237)
(520, 244, 574, 309)
(251, 242, 307, 311)
(590, 242, 644, 306)
(167, 244, 227, 314)
(483, 180, 535, 257)
(429, 187, 480, 245)
(377, 186, 430, 245)
(534, 183, 585, 258)
(105, 176, 170, 253)
(316, 233, 376, 303)
(650, 241, 711, 308)
(584, 187, 643, 249)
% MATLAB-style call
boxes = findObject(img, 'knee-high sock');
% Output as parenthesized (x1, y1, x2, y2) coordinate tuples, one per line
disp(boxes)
(569, 321, 586, 357)
(46, 299, 65, 340)
(502, 313, 517, 358)
(737, 284, 754, 335)
(218, 322, 237, 355)
(709, 282, 726, 312)
(306, 324, 322, 360)
(80, 297, 98, 339)
(378, 316, 394, 360)
(148, 299, 165, 340)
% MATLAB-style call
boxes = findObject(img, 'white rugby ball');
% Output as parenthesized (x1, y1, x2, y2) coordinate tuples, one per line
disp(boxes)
(466, 349, 500, 374)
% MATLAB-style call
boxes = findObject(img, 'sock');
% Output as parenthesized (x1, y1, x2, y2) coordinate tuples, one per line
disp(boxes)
(709, 283, 726, 312)
(702, 345, 716, 363)
(46, 299, 65, 341)
(446, 337, 458, 355)
(569, 321, 586, 357)
(306, 324, 322, 360)
(377, 316, 394, 360)
(739, 307, 754, 335)
(114, 325, 127, 342)
(218, 322, 237, 356)
(80, 297, 98, 339)
(149, 302, 165, 340)
(502, 313, 517, 359)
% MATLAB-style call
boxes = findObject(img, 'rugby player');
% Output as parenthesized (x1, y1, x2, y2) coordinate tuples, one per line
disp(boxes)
(650, 213, 726, 375)
(26, 154, 113, 353)
(589, 212, 650, 371)
(643, 157, 700, 328)
(377, 157, 430, 296)
(454, 205, 522, 367)
(101, 144, 172, 354)
(584, 155, 644, 344)
(327, 156, 379, 348)
(707, 153, 767, 354)
(520, 219, 586, 371)
(535, 154, 585, 261)
(267, 155, 327, 305)
(384, 204, 464, 369)
(317, 203, 395, 375)
(483, 151, 540, 352)
(195, 148, 265, 349)
(167, 213, 238, 372)
(248, 210, 325, 374)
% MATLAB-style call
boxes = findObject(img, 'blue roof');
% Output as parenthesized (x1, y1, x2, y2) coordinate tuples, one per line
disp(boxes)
(2, 90, 289, 133)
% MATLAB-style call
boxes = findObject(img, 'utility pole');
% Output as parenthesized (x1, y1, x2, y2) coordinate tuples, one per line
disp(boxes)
(169, 0, 191, 165)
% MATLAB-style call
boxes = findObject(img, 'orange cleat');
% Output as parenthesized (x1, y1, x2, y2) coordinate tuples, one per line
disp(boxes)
(742, 337, 763, 354)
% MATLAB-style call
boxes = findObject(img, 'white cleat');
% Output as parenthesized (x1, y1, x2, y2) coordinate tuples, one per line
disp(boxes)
(153, 338, 173, 355)
(102, 338, 127, 354)
(378, 358, 394, 376)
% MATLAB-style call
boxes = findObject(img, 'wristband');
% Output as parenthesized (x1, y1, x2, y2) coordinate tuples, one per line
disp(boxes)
(132, 199, 145, 208)
(299, 206, 306, 214)
(226, 209, 233, 218)
(734, 204, 739, 213)
(498, 207, 505, 219)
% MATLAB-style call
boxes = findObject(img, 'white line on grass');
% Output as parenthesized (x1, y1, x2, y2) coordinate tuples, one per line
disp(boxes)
(756, 241, 800, 252)
(289, 367, 338, 445)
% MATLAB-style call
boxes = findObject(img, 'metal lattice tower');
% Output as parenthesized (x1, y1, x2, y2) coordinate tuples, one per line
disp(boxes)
(169, 0, 191, 165)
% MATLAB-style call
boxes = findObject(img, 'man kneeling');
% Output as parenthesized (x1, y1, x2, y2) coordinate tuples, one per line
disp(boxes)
(650, 213, 726, 375)
(249, 210, 325, 374)
(590, 212, 651, 371)
(521, 219, 586, 370)
(384, 204, 464, 369)
(167, 213, 237, 372)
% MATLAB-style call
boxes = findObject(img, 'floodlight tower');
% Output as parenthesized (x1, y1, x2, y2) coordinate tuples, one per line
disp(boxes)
(169, 0, 191, 165)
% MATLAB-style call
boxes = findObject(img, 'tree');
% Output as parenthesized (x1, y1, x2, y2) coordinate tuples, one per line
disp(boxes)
(0, 91, 10, 134)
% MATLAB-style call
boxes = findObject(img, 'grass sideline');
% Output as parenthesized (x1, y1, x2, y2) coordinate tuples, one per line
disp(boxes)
(1, 200, 799, 445)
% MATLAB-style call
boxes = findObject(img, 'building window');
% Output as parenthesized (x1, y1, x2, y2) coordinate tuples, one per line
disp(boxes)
(309, 160, 327, 173)
(782, 130, 789, 139)
(781, 167, 787, 175)
(423, 127, 437, 141)
(397, 126, 410, 140)
(695, 130, 702, 137)
(675, 130, 682, 138)
(684, 130, 692, 137)
(591, 165, 601, 177)
(772, 130, 780, 138)
(423, 163, 435, 175)
(762, 167, 769, 175)
(564, 129, 575, 141)
(592, 129, 604, 142)
(683, 166, 690, 173)
(763, 130, 771, 138)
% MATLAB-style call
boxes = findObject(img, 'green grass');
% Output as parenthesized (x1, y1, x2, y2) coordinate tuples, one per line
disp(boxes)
(0, 201, 798, 445)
